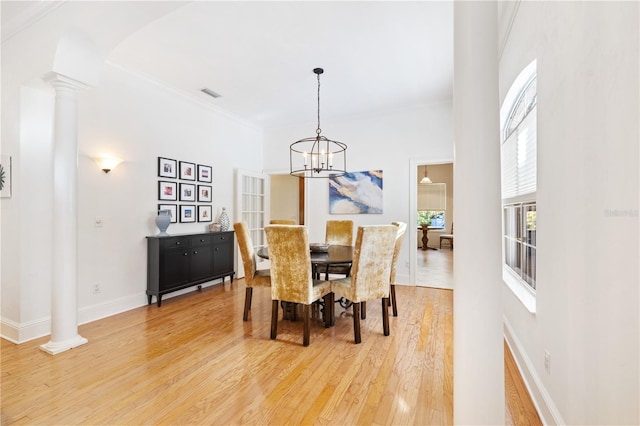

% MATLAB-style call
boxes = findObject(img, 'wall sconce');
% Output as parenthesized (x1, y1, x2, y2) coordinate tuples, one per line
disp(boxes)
(93, 155, 122, 173)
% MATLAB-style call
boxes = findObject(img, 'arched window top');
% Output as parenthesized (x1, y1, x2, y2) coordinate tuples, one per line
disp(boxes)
(504, 76, 537, 140)
(500, 59, 537, 141)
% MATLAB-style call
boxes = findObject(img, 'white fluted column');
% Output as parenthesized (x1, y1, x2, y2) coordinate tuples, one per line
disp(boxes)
(453, 1, 504, 424)
(40, 73, 88, 355)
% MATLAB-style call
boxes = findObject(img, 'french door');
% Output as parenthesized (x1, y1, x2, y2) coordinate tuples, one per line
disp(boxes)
(234, 168, 269, 278)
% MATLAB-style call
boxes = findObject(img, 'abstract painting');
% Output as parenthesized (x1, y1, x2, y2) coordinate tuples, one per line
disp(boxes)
(329, 170, 383, 214)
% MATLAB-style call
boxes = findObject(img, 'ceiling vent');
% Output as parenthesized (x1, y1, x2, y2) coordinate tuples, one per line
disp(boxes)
(201, 88, 222, 99)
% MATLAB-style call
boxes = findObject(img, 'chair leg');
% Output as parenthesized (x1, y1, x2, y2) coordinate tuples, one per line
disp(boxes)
(243, 287, 253, 321)
(270, 300, 279, 339)
(382, 298, 390, 336)
(303, 304, 310, 346)
(390, 284, 398, 317)
(352, 302, 362, 344)
(361, 301, 366, 319)
(323, 293, 334, 328)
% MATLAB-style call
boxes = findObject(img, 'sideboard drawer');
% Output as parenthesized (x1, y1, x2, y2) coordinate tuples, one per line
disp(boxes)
(211, 233, 231, 244)
(161, 236, 186, 250)
(190, 235, 211, 247)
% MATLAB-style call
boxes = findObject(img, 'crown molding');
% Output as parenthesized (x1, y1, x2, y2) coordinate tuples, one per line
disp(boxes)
(1, 0, 66, 44)
(104, 60, 262, 133)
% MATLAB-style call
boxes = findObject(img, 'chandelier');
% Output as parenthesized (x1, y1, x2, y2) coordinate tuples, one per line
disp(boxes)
(290, 68, 347, 178)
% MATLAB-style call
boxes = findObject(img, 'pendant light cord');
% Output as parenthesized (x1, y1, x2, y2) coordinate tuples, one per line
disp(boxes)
(316, 72, 322, 136)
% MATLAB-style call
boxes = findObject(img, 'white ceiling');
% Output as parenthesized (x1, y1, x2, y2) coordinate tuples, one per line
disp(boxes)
(3, 1, 453, 130)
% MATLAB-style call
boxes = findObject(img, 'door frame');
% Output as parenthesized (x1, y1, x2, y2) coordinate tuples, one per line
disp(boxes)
(409, 157, 453, 286)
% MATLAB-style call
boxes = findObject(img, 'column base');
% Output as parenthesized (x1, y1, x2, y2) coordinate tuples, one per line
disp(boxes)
(39, 335, 88, 355)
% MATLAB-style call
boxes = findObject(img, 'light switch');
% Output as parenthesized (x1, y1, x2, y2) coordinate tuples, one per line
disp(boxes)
(95, 216, 103, 227)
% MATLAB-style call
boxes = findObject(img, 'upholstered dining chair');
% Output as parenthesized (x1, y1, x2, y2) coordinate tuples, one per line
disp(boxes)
(359, 221, 407, 320)
(233, 221, 271, 321)
(389, 221, 407, 317)
(270, 219, 296, 224)
(322, 220, 354, 280)
(265, 225, 333, 347)
(330, 225, 397, 344)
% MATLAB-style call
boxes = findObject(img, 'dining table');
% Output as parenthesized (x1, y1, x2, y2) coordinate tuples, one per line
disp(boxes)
(256, 244, 353, 267)
(419, 225, 444, 251)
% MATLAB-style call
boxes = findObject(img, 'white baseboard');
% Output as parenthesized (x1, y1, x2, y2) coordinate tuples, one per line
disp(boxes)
(1, 281, 225, 344)
(1, 316, 51, 344)
(503, 317, 565, 425)
(78, 293, 148, 326)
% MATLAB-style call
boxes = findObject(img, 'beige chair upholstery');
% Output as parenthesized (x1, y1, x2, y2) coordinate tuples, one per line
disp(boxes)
(331, 225, 397, 344)
(270, 219, 296, 224)
(233, 221, 271, 321)
(439, 223, 453, 249)
(322, 220, 354, 280)
(325, 220, 354, 245)
(389, 221, 407, 317)
(265, 225, 333, 347)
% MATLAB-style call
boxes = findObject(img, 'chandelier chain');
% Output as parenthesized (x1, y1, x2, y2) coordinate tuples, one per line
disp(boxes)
(316, 72, 321, 136)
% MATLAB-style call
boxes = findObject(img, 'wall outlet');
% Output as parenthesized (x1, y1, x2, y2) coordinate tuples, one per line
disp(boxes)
(92, 283, 101, 294)
(544, 350, 551, 375)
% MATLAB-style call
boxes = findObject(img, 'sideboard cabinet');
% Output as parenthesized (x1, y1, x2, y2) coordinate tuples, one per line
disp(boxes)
(146, 231, 235, 306)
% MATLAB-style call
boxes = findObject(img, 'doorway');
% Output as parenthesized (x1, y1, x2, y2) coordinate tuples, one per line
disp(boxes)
(269, 173, 304, 224)
(410, 160, 454, 290)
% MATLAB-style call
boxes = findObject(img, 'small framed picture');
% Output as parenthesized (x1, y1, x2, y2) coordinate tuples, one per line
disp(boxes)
(158, 157, 177, 179)
(179, 161, 196, 180)
(158, 181, 177, 201)
(158, 204, 178, 223)
(198, 185, 212, 202)
(198, 205, 213, 222)
(180, 183, 196, 202)
(180, 205, 196, 223)
(197, 164, 212, 183)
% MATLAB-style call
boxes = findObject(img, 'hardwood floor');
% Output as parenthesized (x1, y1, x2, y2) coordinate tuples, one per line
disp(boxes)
(1, 283, 453, 425)
(1, 275, 540, 425)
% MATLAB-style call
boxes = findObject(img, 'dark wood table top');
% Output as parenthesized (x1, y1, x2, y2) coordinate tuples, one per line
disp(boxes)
(256, 244, 353, 265)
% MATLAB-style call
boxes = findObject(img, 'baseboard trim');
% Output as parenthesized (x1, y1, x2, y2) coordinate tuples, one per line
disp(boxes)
(503, 317, 565, 425)
(1, 281, 226, 344)
(1, 316, 52, 344)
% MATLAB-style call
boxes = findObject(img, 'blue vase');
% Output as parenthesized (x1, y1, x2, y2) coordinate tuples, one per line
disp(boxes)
(156, 210, 171, 236)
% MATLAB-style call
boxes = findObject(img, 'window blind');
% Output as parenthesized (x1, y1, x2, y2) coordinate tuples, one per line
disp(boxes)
(502, 107, 537, 199)
(418, 183, 446, 210)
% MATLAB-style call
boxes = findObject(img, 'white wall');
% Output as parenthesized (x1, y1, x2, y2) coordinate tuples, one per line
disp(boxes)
(500, 2, 639, 425)
(1, 58, 263, 342)
(263, 103, 454, 284)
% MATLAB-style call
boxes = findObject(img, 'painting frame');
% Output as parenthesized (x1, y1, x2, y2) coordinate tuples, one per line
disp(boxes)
(198, 205, 213, 222)
(197, 164, 212, 183)
(158, 157, 177, 179)
(329, 170, 383, 214)
(158, 180, 177, 201)
(179, 161, 196, 181)
(198, 185, 212, 202)
(180, 205, 196, 223)
(158, 204, 178, 224)
(180, 183, 196, 202)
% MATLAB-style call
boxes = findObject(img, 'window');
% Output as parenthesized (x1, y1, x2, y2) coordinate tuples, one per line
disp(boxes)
(501, 61, 537, 299)
(503, 202, 536, 288)
(418, 183, 446, 228)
